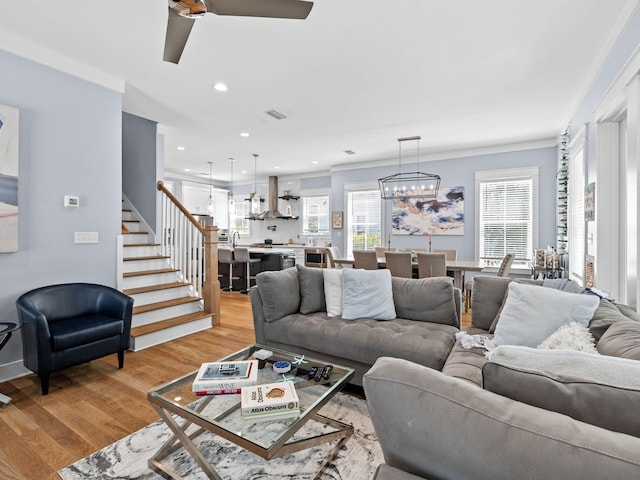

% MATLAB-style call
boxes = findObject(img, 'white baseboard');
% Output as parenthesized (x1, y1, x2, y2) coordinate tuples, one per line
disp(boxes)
(0, 360, 31, 382)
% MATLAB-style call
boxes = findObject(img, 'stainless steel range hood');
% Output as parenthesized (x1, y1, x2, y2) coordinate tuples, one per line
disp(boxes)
(257, 176, 284, 220)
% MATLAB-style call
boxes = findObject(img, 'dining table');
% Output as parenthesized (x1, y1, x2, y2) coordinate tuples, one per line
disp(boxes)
(331, 256, 486, 290)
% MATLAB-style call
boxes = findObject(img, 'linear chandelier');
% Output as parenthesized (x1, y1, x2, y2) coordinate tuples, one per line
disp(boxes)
(378, 136, 440, 200)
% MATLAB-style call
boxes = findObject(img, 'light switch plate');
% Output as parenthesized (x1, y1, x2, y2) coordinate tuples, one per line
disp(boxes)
(74, 232, 99, 244)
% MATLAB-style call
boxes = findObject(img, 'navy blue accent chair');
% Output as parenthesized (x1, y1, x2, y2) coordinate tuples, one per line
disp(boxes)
(16, 283, 134, 395)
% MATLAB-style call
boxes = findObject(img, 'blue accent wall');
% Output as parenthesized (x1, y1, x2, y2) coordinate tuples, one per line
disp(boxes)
(0, 50, 123, 374)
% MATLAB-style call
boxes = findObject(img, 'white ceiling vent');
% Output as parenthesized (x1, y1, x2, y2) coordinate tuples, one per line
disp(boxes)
(265, 109, 288, 120)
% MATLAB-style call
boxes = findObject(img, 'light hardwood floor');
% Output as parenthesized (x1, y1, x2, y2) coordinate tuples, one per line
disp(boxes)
(0, 291, 471, 479)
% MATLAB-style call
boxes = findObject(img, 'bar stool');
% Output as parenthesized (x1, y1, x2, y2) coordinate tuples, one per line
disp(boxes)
(234, 247, 262, 294)
(218, 248, 240, 291)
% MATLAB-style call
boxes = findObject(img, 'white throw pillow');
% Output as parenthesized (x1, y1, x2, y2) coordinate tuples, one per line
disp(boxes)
(537, 321, 598, 354)
(493, 282, 599, 347)
(323, 269, 343, 317)
(341, 269, 396, 320)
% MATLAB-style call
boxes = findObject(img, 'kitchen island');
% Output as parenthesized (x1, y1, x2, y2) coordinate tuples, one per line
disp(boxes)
(218, 246, 296, 291)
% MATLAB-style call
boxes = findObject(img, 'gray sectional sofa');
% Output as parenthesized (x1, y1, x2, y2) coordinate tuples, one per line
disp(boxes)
(250, 264, 462, 385)
(251, 266, 640, 479)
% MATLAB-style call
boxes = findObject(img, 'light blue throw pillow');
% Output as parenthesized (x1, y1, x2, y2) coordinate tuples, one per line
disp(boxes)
(493, 282, 600, 347)
(342, 268, 396, 320)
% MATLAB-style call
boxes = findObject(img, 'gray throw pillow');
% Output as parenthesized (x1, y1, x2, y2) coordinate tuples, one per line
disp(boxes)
(255, 267, 300, 322)
(597, 320, 640, 360)
(392, 277, 458, 326)
(296, 265, 326, 314)
(483, 346, 640, 438)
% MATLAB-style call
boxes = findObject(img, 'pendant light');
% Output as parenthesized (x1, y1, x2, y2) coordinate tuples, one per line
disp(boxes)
(207, 161, 215, 216)
(251, 154, 261, 214)
(378, 136, 440, 199)
(228, 157, 235, 217)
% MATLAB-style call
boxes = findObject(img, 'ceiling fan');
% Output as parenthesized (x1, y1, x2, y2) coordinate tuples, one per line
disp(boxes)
(164, 0, 314, 64)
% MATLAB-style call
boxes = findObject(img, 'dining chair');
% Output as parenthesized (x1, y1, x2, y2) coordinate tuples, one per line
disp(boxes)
(353, 250, 379, 270)
(384, 251, 413, 278)
(433, 249, 458, 261)
(375, 247, 396, 257)
(465, 253, 515, 312)
(326, 246, 342, 268)
(417, 252, 447, 278)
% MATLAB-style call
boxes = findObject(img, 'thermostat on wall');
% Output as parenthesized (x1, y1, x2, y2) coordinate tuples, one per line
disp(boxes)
(64, 195, 80, 208)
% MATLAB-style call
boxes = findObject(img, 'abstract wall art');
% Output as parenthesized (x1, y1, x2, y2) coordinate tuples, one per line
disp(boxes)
(0, 104, 19, 253)
(392, 186, 464, 236)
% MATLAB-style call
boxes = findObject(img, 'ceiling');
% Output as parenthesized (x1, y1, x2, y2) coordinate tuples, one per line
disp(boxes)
(0, 0, 637, 184)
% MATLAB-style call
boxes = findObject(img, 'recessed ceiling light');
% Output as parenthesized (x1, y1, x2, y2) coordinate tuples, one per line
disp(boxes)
(311, 161, 319, 164)
(184, 168, 191, 172)
(274, 166, 280, 170)
(213, 82, 228, 92)
(177, 146, 185, 151)
(241, 170, 247, 174)
(240, 132, 250, 137)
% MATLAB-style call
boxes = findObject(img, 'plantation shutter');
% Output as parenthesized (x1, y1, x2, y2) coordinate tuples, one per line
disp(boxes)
(479, 179, 533, 261)
(568, 142, 586, 284)
(347, 190, 381, 251)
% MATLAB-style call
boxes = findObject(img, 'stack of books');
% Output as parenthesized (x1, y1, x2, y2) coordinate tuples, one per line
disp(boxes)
(192, 360, 258, 395)
(240, 381, 300, 422)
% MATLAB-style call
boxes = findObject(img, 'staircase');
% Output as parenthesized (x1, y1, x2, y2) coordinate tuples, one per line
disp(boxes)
(121, 200, 212, 351)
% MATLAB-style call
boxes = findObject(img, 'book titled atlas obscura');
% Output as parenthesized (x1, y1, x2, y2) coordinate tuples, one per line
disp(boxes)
(192, 360, 258, 395)
(240, 381, 300, 421)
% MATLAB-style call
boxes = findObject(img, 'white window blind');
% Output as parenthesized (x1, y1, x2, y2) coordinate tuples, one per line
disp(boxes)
(568, 141, 586, 285)
(302, 195, 330, 235)
(478, 178, 533, 262)
(346, 189, 381, 251)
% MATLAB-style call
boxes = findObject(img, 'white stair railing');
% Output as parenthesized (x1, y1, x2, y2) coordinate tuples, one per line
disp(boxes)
(157, 181, 220, 324)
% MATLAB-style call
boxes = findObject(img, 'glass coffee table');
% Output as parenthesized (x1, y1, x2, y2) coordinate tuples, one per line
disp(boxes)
(147, 344, 355, 480)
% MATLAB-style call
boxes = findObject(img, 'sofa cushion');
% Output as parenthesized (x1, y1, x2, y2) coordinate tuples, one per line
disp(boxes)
(441, 327, 490, 386)
(296, 265, 326, 314)
(492, 282, 599, 347)
(323, 269, 343, 317)
(597, 320, 640, 360)
(342, 269, 396, 321)
(392, 277, 458, 326)
(483, 346, 640, 438)
(589, 299, 635, 341)
(255, 268, 301, 322)
(265, 313, 457, 372)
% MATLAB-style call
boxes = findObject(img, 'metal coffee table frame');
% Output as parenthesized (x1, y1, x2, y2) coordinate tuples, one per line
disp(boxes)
(147, 344, 355, 480)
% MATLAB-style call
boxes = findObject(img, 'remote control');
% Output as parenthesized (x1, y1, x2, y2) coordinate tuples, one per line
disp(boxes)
(308, 366, 319, 379)
(320, 365, 333, 381)
(314, 366, 324, 382)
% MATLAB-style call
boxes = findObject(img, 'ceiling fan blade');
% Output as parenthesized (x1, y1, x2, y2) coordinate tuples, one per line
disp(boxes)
(205, 0, 313, 19)
(164, 7, 197, 64)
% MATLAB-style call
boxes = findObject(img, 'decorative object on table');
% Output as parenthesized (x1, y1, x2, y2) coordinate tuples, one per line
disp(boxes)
(585, 255, 595, 289)
(585, 181, 595, 221)
(272, 360, 292, 373)
(192, 360, 258, 395)
(0, 103, 19, 253)
(534, 248, 546, 267)
(332, 210, 343, 228)
(241, 381, 300, 422)
(253, 348, 273, 368)
(379, 136, 440, 199)
(57, 392, 381, 480)
(392, 186, 464, 236)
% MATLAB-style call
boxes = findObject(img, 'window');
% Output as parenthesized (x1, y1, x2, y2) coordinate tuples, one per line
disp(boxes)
(476, 168, 538, 263)
(568, 130, 586, 285)
(346, 188, 382, 251)
(230, 195, 250, 235)
(302, 194, 330, 236)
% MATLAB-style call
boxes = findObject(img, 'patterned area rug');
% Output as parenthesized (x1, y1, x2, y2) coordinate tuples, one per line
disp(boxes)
(57, 393, 382, 480)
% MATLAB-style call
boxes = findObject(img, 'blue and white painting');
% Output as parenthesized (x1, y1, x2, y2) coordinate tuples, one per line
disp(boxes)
(392, 186, 464, 236)
(0, 104, 19, 253)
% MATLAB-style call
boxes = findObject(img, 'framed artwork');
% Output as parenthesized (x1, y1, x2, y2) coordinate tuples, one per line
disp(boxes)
(332, 211, 343, 229)
(391, 186, 464, 235)
(585, 182, 595, 221)
(0, 104, 19, 253)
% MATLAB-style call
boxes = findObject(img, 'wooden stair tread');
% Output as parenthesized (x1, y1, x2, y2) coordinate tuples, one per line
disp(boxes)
(124, 268, 179, 278)
(123, 282, 191, 295)
(133, 296, 203, 314)
(123, 243, 160, 248)
(123, 255, 170, 262)
(131, 312, 211, 338)
(123, 231, 149, 235)
(122, 219, 140, 223)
